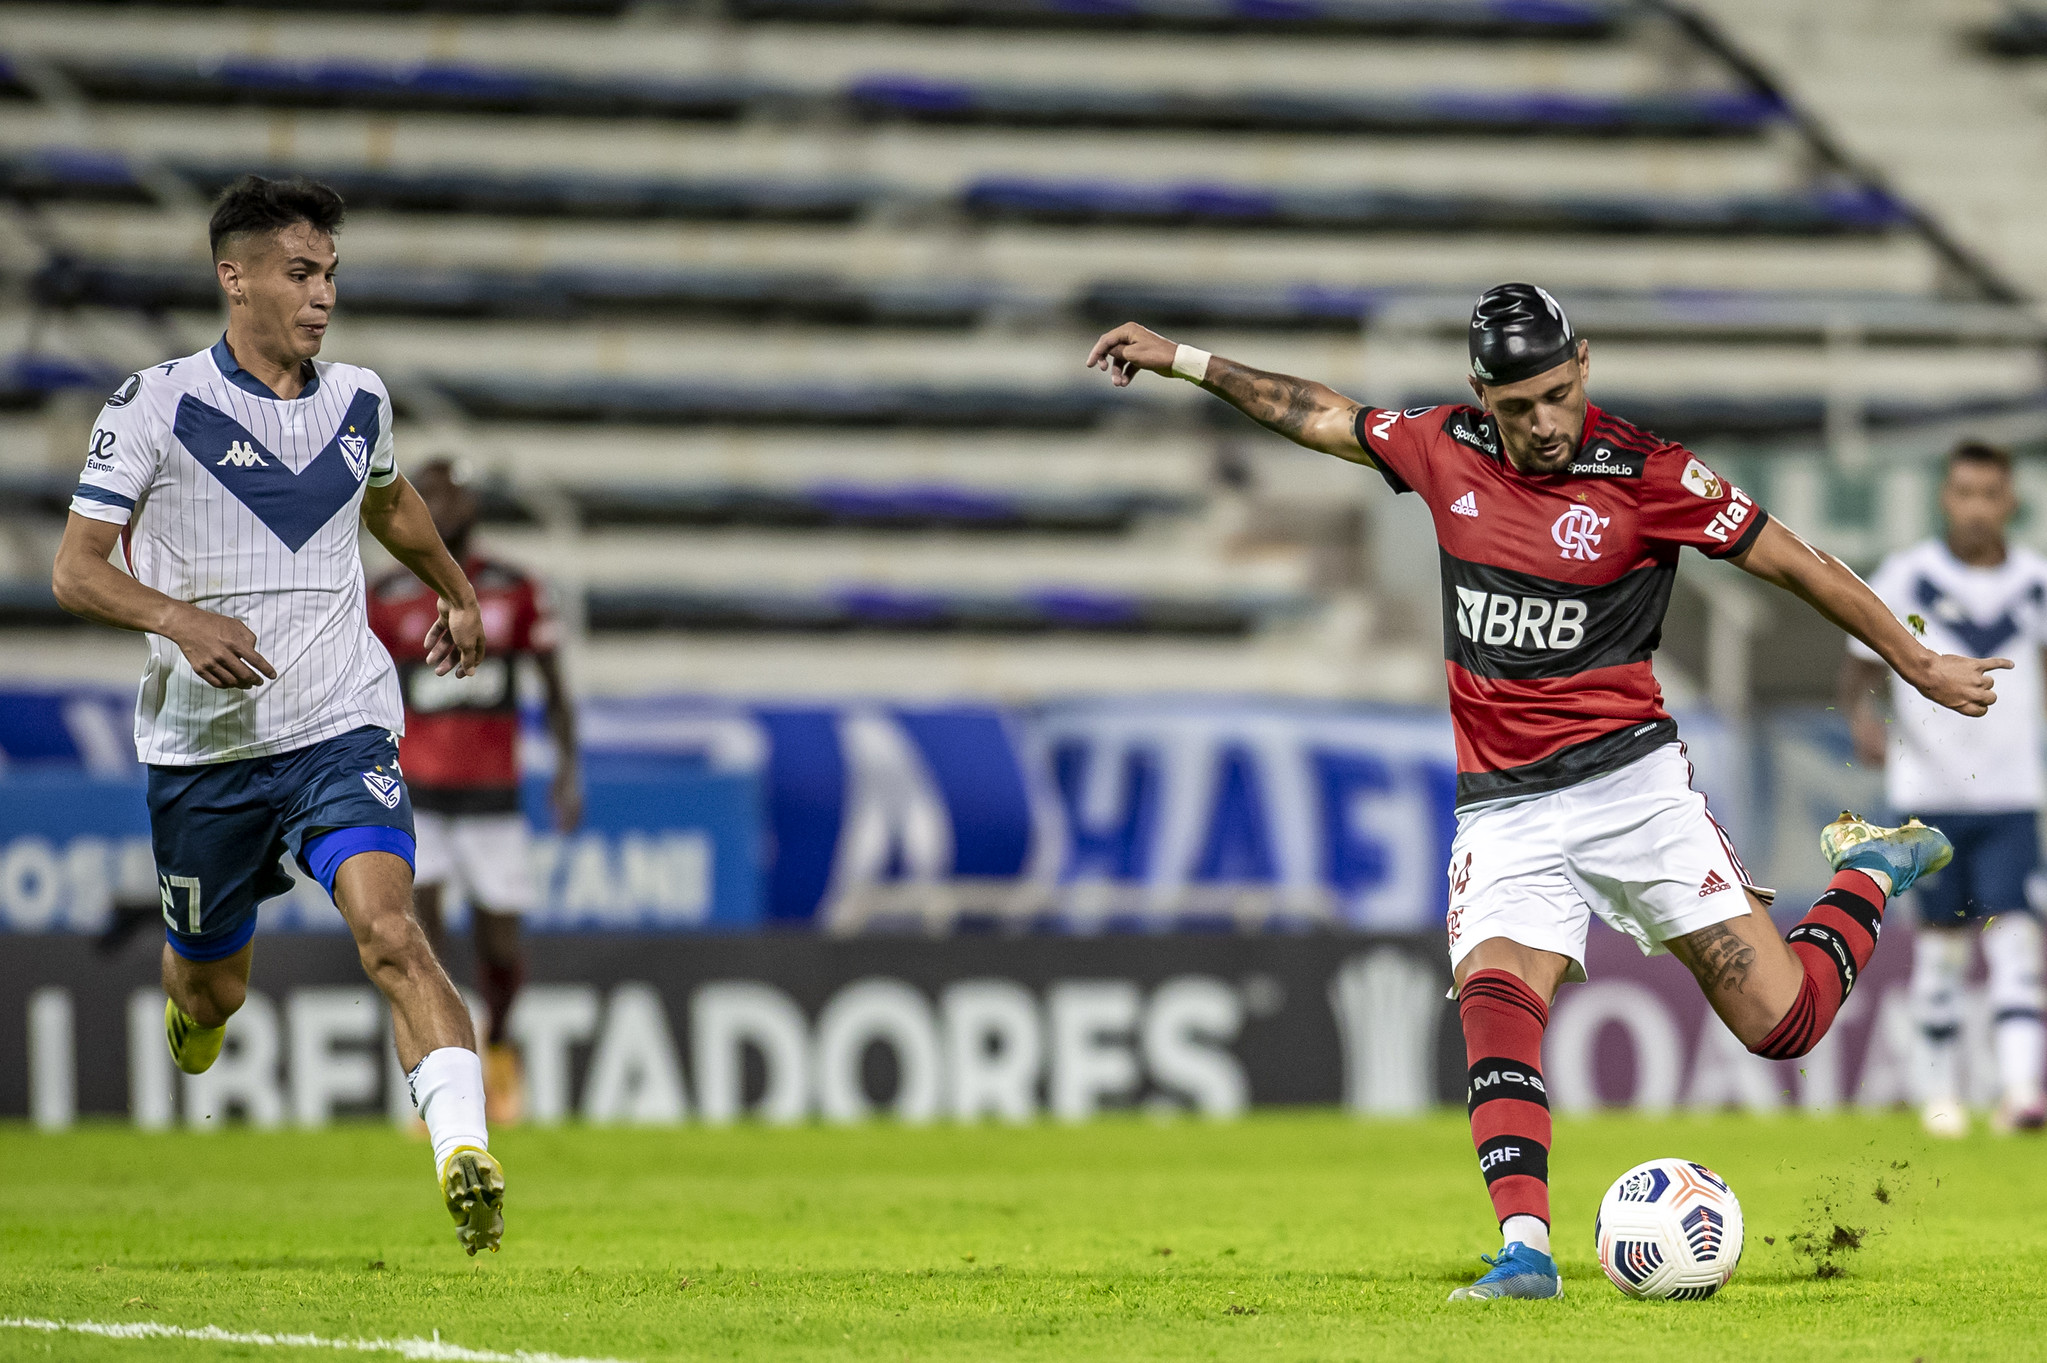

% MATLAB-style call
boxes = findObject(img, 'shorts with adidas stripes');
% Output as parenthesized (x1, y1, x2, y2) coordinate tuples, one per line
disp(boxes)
(147, 726, 414, 961)
(1444, 742, 1768, 982)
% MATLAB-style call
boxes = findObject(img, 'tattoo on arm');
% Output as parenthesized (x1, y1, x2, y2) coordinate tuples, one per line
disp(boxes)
(1200, 358, 1358, 449)
(1687, 922, 1757, 997)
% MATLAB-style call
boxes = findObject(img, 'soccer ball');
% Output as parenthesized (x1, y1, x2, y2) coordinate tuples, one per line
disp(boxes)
(1595, 1158, 1744, 1300)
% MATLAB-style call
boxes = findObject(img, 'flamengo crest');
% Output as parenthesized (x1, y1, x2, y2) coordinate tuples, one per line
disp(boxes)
(1552, 503, 1609, 561)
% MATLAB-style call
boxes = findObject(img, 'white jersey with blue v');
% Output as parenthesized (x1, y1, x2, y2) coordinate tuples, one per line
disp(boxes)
(68, 337, 404, 765)
(1849, 538, 2047, 812)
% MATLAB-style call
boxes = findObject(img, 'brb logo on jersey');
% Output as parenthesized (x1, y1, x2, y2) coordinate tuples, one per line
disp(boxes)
(218, 440, 267, 468)
(1551, 503, 1609, 561)
(1455, 588, 1588, 651)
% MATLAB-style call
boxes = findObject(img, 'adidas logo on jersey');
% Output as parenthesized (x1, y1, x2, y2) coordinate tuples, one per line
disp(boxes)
(1698, 869, 1731, 897)
(1451, 491, 1479, 518)
(218, 440, 267, 468)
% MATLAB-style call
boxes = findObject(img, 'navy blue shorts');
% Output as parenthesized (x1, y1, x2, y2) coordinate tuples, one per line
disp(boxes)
(1912, 809, 2040, 927)
(148, 725, 416, 961)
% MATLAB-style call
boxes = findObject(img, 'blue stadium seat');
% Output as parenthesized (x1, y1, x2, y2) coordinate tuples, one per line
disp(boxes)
(425, 375, 1139, 428)
(963, 177, 1911, 234)
(30, 258, 999, 326)
(847, 77, 1780, 137)
(31, 50, 1774, 139)
(564, 482, 1190, 531)
(583, 585, 1289, 634)
(728, 0, 1623, 38)
(2, 150, 1910, 237)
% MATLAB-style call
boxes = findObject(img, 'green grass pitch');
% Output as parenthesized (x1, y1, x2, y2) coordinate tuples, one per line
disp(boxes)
(4, 1111, 2043, 1362)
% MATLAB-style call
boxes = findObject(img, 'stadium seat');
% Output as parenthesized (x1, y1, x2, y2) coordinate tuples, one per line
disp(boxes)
(29, 52, 1776, 140)
(962, 177, 1910, 235)
(725, 0, 1624, 38)
(583, 585, 1289, 634)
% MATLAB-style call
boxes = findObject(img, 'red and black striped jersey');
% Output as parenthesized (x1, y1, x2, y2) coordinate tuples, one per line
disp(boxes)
(1355, 402, 1768, 807)
(367, 554, 558, 810)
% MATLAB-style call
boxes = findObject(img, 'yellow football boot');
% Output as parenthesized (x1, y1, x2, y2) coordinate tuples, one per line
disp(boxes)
(164, 998, 225, 1075)
(440, 1146, 506, 1256)
(1821, 811, 1953, 895)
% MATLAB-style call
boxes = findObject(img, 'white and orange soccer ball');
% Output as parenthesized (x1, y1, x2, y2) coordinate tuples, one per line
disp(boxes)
(1595, 1158, 1745, 1300)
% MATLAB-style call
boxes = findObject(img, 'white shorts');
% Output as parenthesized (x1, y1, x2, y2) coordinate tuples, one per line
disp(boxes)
(1445, 743, 1770, 982)
(413, 811, 537, 914)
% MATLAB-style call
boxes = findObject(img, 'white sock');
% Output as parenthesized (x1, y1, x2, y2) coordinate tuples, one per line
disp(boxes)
(1501, 1214, 1550, 1256)
(1911, 929, 1970, 1105)
(1984, 913, 2047, 1108)
(409, 1047, 490, 1173)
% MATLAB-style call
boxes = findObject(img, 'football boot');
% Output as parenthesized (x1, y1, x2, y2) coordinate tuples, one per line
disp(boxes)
(441, 1146, 506, 1256)
(164, 998, 225, 1075)
(1447, 1242, 1562, 1302)
(1821, 812, 1952, 896)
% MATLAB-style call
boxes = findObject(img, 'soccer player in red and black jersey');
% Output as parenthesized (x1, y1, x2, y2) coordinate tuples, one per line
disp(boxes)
(1089, 284, 2002, 1301)
(367, 459, 580, 1125)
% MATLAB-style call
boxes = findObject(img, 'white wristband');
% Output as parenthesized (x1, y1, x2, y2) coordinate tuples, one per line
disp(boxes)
(1171, 344, 1212, 384)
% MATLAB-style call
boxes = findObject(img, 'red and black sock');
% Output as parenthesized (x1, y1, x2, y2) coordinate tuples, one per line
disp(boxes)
(1459, 969, 1552, 1233)
(1751, 869, 1886, 1060)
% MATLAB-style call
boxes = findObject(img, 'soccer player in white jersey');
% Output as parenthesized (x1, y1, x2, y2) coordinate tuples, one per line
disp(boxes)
(50, 175, 507, 1252)
(1842, 440, 2047, 1136)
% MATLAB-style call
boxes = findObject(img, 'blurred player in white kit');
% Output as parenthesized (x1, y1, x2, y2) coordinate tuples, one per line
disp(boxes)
(1842, 440, 2047, 1135)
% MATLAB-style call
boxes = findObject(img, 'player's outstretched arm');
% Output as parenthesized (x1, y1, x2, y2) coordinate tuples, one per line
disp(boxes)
(1085, 322, 1370, 462)
(362, 474, 485, 678)
(51, 512, 276, 689)
(1733, 517, 2010, 716)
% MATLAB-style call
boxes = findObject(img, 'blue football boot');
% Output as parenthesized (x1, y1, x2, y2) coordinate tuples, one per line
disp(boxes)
(1446, 1242, 1562, 1302)
(1820, 811, 1953, 895)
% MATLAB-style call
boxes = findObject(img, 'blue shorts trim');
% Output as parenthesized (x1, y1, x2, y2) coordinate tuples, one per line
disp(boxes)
(165, 911, 259, 963)
(302, 825, 416, 895)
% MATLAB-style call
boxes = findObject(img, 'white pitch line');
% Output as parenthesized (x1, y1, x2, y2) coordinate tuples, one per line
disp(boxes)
(1, 1317, 634, 1363)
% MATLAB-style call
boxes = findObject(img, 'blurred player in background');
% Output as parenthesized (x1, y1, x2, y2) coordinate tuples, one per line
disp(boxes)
(1841, 440, 2047, 1137)
(368, 458, 580, 1126)
(49, 175, 505, 1253)
(1089, 285, 2000, 1303)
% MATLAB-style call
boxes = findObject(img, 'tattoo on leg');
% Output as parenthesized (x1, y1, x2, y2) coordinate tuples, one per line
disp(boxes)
(1688, 922, 1756, 996)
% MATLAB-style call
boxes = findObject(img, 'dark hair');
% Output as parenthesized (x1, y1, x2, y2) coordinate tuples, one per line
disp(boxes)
(208, 174, 345, 259)
(1946, 439, 2013, 477)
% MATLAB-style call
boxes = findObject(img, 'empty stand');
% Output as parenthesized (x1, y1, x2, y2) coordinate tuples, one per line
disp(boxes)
(1, 0, 2040, 701)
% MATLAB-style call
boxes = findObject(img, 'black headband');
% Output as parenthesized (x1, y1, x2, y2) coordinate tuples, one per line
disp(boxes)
(1469, 283, 1576, 386)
